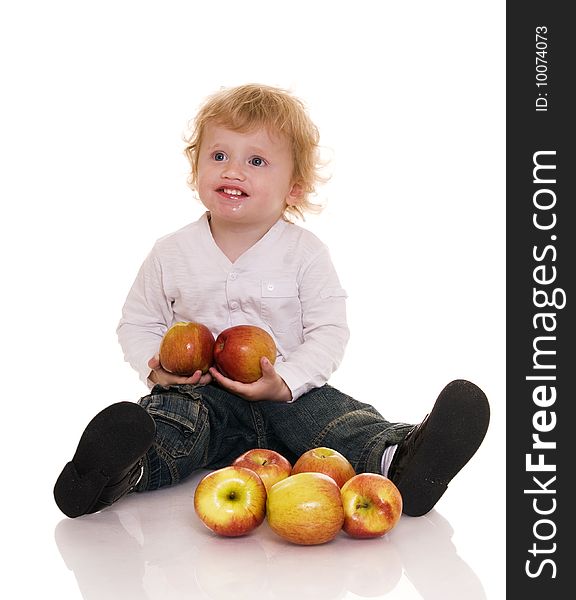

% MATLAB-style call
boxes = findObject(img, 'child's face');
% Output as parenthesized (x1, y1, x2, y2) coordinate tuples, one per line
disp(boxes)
(197, 124, 300, 229)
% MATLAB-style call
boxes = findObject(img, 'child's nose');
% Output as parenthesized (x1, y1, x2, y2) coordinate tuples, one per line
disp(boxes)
(221, 159, 245, 180)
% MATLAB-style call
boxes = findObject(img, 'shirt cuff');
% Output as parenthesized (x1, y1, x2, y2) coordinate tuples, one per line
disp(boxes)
(274, 362, 319, 402)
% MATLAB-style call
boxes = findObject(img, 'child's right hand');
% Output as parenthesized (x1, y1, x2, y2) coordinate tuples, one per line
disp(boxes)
(147, 355, 212, 387)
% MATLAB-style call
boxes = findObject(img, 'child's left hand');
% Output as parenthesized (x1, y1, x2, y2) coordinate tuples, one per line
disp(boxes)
(209, 357, 292, 403)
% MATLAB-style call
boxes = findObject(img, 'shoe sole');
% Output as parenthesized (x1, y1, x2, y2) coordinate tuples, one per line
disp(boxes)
(395, 379, 490, 517)
(54, 402, 156, 518)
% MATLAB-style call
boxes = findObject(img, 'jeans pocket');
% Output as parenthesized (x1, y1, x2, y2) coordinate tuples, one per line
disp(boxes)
(139, 387, 209, 461)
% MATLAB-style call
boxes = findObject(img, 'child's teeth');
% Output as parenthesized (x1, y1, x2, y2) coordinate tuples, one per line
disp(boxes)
(224, 188, 242, 195)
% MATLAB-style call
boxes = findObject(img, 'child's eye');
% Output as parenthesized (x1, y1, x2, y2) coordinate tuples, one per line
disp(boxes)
(249, 156, 267, 167)
(213, 152, 227, 161)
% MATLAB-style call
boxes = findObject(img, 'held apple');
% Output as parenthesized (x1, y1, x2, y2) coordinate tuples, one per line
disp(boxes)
(291, 446, 356, 488)
(159, 321, 215, 376)
(340, 473, 403, 539)
(193, 466, 267, 537)
(213, 324, 277, 383)
(266, 472, 345, 545)
(232, 448, 292, 492)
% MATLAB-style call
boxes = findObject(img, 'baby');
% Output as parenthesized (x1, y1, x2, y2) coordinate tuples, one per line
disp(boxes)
(54, 84, 490, 519)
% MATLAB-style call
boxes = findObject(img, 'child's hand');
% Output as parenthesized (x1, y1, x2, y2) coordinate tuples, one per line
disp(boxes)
(147, 355, 213, 387)
(209, 357, 292, 403)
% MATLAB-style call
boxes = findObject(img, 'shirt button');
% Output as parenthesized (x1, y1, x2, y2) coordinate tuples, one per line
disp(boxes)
(229, 272, 238, 280)
(230, 301, 239, 310)
(266, 283, 274, 291)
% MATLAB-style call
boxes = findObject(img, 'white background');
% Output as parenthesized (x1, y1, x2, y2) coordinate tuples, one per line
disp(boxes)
(1, 1, 505, 598)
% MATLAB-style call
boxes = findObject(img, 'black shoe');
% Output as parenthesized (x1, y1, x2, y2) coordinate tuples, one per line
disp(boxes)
(387, 379, 490, 517)
(54, 401, 156, 518)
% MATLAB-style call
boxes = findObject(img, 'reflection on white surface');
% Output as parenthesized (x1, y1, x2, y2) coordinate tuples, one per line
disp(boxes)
(55, 472, 486, 600)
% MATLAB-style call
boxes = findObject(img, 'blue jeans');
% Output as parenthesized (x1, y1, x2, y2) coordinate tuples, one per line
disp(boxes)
(136, 383, 413, 491)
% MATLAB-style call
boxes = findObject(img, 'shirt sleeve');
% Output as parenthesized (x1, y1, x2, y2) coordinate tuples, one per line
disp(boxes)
(116, 247, 174, 387)
(274, 245, 350, 401)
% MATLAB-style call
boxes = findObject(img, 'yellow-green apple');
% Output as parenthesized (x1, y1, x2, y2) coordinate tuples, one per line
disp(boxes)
(159, 321, 215, 376)
(340, 473, 403, 538)
(213, 324, 276, 383)
(291, 446, 356, 488)
(266, 472, 345, 545)
(232, 448, 292, 492)
(193, 466, 267, 537)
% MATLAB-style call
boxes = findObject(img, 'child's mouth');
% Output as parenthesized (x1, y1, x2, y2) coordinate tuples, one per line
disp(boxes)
(217, 187, 249, 201)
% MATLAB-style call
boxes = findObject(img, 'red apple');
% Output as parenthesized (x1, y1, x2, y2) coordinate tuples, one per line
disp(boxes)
(291, 446, 356, 488)
(193, 466, 267, 537)
(266, 472, 345, 545)
(213, 324, 276, 383)
(232, 448, 292, 492)
(340, 473, 403, 538)
(159, 321, 215, 376)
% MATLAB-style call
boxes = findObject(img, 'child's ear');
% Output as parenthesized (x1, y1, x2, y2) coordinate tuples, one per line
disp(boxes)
(286, 182, 303, 206)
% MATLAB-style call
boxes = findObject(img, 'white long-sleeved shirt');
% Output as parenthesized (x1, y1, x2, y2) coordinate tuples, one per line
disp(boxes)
(117, 212, 349, 401)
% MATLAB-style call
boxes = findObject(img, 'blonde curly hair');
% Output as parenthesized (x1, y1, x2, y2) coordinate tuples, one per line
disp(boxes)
(183, 84, 325, 221)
